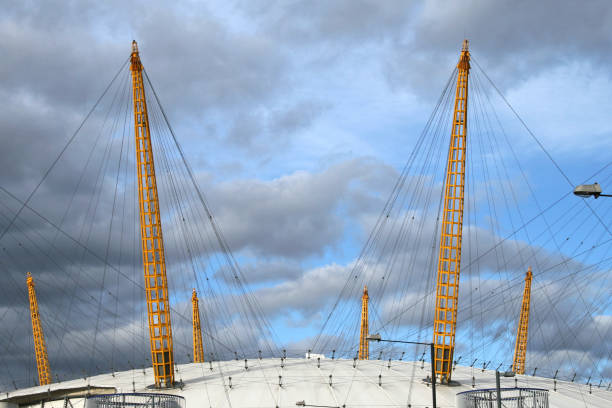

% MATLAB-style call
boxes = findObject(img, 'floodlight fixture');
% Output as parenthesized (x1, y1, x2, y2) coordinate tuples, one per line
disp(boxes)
(574, 182, 611, 198)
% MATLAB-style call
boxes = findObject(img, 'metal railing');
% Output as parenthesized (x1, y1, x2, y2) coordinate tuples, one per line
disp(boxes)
(86, 393, 185, 408)
(456, 387, 549, 408)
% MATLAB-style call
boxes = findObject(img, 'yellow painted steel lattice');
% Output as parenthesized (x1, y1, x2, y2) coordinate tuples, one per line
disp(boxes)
(26, 272, 52, 386)
(359, 286, 369, 360)
(512, 267, 533, 375)
(192, 289, 205, 363)
(433, 40, 470, 383)
(130, 41, 175, 387)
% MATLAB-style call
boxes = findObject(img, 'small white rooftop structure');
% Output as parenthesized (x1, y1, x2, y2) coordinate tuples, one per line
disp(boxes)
(2, 358, 610, 408)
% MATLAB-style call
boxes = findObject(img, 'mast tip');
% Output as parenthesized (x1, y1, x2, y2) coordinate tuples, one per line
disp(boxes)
(462, 39, 469, 51)
(132, 40, 139, 53)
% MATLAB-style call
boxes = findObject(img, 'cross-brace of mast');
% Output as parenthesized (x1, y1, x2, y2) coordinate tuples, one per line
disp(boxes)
(512, 267, 533, 375)
(359, 286, 369, 360)
(130, 40, 175, 387)
(192, 289, 205, 363)
(26, 272, 52, 386)
(433, 40, 470, 383)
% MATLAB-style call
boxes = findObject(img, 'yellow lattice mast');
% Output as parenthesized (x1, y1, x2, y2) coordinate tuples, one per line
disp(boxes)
(130, 40, 175, 387)
(192, 289, 205, 363)
(358, 285, 369, 360)
(432, 39, 470, 383)
(512, 267, 533, 374)
(26, 272, 52, 386)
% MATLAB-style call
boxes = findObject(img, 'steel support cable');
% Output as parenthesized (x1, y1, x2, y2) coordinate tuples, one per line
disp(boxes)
(383, 88, 454, 345)
(370, 71, 454, 351)
(145, 106, 218, 358)
(472, 57, 611, 237)
(466, 81, 487, 359)
(24, 68, 133, 368)
(462, 271, 612, 381)
(471, 73, 530, 351)
(0, 209, 131, 379)
(441, 278, 612, 380)
(462, 77, 507, 358)
(47, 72, 132, 253)
(465, 96, 479, 365)
(142, 70, 279, 357)
(148, 97, 268, 360)
(149, 86, 281, 359)
(475, 78, 612, 375)
(145, 84, 223, 354)
(375, 229, 612, 347)
(0, 58, 129, 248)
(0, 186, 238, 356)
(146, 103, 245, 358)
(459, 245, 612, 340)
(0, 66, 132, 376)
(146, 126, 241, 361)
(81, 88, 125, 375)
(91, 69, 132, 371)
(542, 241, 612, 373)
(315, 70, 458, 354)
(0, 250, 39, 384)
(469, 75, 513, 355)
(373, 82, 455, 345)
(464, 80, 486, 358)
(345, 74, 454, 355)
(0, 201, 145, 348)
(468, 69, 592, 364)
(52, 68, 133, 375)
(312, 70, 458, 351)
(476, 68, 612, 362)
(112, 88, 133, 372)
(537, 276, 612, 379)
(456, 250, 612, 369)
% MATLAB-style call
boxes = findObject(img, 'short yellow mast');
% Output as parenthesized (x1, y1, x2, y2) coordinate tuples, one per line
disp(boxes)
(192, 289, 205, 363)
(512, 267, 533, 374)
(130, 40, 175, 387)
(432, 40, 470, 383)
(358, 285, 369, 360)
(27, 272, 52, 386)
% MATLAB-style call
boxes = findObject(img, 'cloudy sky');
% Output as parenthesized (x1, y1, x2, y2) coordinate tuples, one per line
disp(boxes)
(1, 0, 611, 390)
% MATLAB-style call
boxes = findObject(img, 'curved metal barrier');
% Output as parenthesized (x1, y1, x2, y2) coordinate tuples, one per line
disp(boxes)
(456, 387, 549, 408)
(85, 393, 185, 408)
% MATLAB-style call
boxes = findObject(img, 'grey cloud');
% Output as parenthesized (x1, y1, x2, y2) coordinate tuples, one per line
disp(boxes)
(270, 100, 329, 135)
(386, 0, 612, 97)
(215, 260, 303, 284)
(226, 100, 329, 152)
(242, 0, 415, 44)
(203, 157, 396, 258)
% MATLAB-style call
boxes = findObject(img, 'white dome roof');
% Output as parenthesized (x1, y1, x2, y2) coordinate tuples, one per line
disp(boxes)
(3, 358, 611, 408)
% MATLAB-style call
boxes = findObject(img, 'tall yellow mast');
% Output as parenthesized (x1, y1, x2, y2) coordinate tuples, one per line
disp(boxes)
(358, 285, 369, 360)
(512, 267, 533, 375)
(192, 289, 205, 363)
(26, 272, 52, 386)
(130, 40, 175, 387)
(432, 40, 470, 383)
